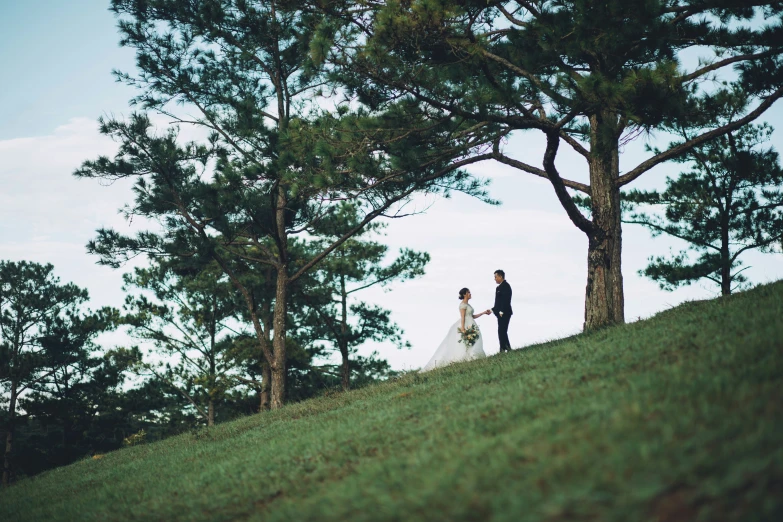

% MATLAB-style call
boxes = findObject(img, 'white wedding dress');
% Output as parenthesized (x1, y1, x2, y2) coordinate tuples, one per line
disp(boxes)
(422, 302, 486, 371)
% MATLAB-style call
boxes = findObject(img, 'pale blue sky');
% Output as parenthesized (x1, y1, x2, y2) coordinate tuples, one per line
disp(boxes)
(0, 0, 136, 139)
(1, 2, 781, 370)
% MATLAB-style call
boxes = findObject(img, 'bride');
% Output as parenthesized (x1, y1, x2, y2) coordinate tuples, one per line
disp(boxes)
(422, 287, 490, 371)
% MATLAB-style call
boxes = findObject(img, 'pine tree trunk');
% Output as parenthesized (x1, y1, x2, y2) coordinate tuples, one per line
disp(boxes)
(259, 281, 273, 412)
(2, 386, 17, 487)
(208, 295, 217, 426)
(260, 362, 271, 411)
(584, 113, 625, 330)
(340, 345, 350, 391)
(270, 57, 290, 410)
(340, 272, 350, 391)
(721, 234, 732, 296)
(721, 271, 731, 296)
(2, 429, 11, 488)
(270, 265, 288, 410)
(270, 366, 285, 410)
(609, 185, 625, 324)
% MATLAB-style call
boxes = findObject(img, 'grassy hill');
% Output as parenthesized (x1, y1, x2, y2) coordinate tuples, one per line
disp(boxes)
(2, 281, 782, 522)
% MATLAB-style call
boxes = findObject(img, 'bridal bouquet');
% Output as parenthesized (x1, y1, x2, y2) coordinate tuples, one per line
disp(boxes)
(459, 324, 480, 349)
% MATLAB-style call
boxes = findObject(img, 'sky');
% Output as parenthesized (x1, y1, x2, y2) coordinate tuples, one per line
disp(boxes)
(1, 1, 782, 372)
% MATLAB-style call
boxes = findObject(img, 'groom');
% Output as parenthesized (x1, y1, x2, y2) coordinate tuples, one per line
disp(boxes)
(486, 270, 513, 352)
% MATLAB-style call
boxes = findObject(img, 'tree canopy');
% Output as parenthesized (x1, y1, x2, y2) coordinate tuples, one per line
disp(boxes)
(316, 0, 783, 329)
(78, 0, 492, 409)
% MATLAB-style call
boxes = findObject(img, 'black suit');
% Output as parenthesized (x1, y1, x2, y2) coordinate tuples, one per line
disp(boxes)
(492, 280, 513, 352)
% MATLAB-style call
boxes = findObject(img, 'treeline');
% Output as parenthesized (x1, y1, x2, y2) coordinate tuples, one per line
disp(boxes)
(0, 211, 428, 483)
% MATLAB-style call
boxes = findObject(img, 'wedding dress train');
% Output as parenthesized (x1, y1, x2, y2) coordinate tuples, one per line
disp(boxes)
(422, 303, 486, 371)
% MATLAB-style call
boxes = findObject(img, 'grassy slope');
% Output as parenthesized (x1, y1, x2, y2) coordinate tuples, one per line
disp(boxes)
(2, 282, 782, 522)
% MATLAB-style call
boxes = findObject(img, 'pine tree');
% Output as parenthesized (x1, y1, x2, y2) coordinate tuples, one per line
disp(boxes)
(122, 261, 242, 426)
(321, 0, 783, 329)
(17, 344, 139, 476)
(624, 119, 783, 295)
(303, 203, 428, 390)
(79, 0, 491, 409)
(0, 261, 116, 486)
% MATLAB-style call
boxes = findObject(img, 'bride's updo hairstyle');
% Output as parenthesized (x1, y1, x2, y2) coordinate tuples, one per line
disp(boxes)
(458, 288, 470, 300)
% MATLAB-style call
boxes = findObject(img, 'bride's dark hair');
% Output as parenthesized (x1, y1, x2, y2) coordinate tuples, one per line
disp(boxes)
(458, 288, 470, 300)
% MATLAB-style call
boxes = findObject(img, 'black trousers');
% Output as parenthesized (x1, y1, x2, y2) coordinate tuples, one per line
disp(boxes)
(497, 314, 511, 352)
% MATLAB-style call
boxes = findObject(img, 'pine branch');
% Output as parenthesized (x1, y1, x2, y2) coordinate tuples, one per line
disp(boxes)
(288, 153, 494, 284)
(730, 231, 783, 262)
(617, 87, 783, 187)
(623, 218, 721, 252)
(542, 132, 594, 235)
(492, 139, 591, 194)
(479, 49, 574, 107)
(680, 49, 782, 84)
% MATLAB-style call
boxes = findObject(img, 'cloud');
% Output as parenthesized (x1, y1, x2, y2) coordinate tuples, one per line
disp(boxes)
(0, 118, 133, 242)
(0, 118, 144, 308)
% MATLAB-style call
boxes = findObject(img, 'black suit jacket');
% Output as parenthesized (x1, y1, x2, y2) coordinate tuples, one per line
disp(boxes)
(492, 280, 513, 317)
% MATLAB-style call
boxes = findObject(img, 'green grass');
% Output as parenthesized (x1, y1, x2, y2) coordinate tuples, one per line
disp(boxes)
(3, 282, 783, 522)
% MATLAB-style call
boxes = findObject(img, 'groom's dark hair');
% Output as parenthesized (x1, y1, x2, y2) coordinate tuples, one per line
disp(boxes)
(494, 269, 505, 279)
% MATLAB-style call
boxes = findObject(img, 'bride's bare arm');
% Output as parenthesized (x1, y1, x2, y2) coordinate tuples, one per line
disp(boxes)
(460, 307, 466, 332)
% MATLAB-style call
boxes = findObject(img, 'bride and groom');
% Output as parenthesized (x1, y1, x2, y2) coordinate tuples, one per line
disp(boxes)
(422, 270, 513, 372)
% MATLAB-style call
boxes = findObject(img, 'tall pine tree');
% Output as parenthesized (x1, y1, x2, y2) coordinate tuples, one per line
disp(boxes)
(79, 0, 492, 409)
(319, 0, 783, 329)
